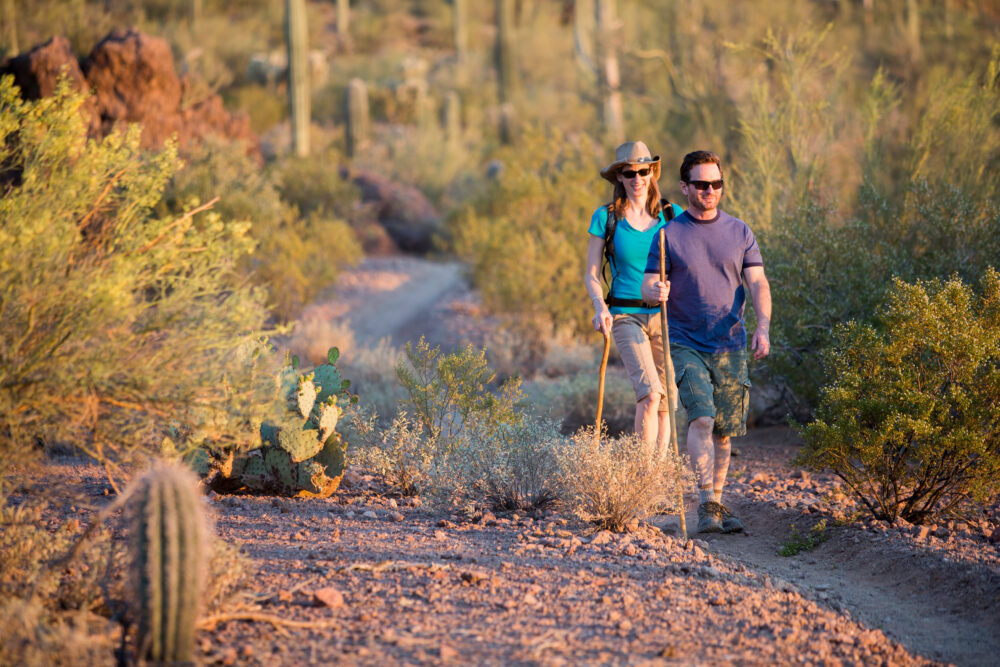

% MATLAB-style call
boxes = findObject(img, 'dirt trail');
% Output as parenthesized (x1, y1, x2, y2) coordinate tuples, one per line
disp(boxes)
(277, 255, 1000, 666)
(652, 428, 1000, 666)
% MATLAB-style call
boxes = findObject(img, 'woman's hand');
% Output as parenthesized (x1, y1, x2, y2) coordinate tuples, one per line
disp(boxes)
(641, 279, 670, 304)
(592, 299, 612, 335)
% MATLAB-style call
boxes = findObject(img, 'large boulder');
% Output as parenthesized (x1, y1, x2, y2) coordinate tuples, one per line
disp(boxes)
(343, 167, 443, 253)
(1, 29, 255, 152)
(0, 36, 100, 133)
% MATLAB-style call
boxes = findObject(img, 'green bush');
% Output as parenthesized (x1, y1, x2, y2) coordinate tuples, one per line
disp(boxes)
(448, 129, 600, 362)
(0, 78, 269, 488)
(396, 337, 523, 444)
(159, 139, 362, 322)
(797, 272, 1000, 524)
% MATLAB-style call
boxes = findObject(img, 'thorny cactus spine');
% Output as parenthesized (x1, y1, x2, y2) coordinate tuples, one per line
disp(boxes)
(128, 463, 211, 664)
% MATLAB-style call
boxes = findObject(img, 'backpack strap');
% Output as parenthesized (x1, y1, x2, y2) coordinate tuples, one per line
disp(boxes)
(600, 199, 676, 308)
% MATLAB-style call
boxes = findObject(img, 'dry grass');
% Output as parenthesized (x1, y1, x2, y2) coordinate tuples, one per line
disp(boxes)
(557, 428, 693, 532)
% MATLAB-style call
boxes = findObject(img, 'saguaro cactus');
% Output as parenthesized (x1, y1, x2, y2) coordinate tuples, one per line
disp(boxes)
(495, 0, 518, 143)
(596, 0, 624, 145)
(453, 0, 468, 63)
(286, 0, 310, 157)
(336, 0, 350, 36)
(346, 77, 369, 157)
(128, 463, 210, 664)
(444, 91, 462, 150)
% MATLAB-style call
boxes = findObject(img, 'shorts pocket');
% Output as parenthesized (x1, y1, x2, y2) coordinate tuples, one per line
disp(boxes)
(741, 379, 753, 424)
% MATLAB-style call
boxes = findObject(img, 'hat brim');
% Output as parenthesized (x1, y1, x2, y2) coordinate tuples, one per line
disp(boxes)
(600, 156, 661, 183)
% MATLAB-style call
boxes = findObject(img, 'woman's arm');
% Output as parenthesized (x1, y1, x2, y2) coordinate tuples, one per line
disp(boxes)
(584, 234, 612, 335)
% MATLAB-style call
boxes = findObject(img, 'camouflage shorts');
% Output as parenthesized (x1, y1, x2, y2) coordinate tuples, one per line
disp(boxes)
(671, 344, 751, 437)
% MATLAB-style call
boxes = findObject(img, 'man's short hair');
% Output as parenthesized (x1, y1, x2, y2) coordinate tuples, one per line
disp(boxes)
(680, 150, 723, 182)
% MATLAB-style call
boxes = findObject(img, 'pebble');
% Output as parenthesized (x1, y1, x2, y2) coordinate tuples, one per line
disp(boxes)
(590, 530, 614, 546)
(362, 510, 378, 520)
(389, 511, 405, 522)
(313, 586, 345, 609)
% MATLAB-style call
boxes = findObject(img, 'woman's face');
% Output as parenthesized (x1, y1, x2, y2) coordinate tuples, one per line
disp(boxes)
(617, 163, 653, 200)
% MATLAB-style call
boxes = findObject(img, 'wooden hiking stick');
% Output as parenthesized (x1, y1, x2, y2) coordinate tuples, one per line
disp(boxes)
(595, 329, 611, 438)
(659, 227, 688, 540)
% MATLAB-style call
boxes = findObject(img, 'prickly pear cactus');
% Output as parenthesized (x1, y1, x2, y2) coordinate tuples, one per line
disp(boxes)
(127, 463, 210, 664)
(210, 347, 355, 497)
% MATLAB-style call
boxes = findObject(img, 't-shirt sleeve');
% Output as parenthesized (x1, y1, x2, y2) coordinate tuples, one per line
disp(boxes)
(644, 231, 669, 276)
(587, 207, 609, 238)
(743, 225, 763, 268)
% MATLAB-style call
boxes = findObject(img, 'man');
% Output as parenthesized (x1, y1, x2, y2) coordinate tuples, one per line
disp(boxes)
(641, 150, 771, 533)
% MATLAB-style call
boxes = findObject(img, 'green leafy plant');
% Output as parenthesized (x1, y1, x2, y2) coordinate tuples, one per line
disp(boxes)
(797, 272, 1000, 524)
(778, 519, 829, 557)
(396, 337, 523, 445)
(0, 77, 270, 490)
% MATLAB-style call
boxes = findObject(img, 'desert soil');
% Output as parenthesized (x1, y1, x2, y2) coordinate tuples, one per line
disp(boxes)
(44, 257, 1000, 665)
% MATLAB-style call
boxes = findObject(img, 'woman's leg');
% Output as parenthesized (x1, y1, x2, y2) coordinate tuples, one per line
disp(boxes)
(635, 392, 661, 445)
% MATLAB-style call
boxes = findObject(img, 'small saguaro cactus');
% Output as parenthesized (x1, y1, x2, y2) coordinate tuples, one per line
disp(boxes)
(286, 0, 310, 157)
(127, 463, 211, 665)
(453, 0, 468, 63)
(444, 90, 462, 150)
(495, 0, 518, 143)
(346, 77, 369, 157)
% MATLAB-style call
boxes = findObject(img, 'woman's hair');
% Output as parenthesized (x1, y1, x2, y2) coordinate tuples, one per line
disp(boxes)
(609, 175, 662, 220)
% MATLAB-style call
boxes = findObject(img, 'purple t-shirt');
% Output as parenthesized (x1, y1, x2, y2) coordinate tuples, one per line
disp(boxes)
(644, 209, 763, 353)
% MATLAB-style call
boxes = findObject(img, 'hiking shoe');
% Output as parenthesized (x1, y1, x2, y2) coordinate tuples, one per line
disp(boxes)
(720, 504, 744, 533)
(697, 501, 724, 533)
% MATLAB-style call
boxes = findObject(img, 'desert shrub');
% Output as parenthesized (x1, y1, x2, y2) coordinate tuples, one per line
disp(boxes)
(443, 417, 563, 512)
(397, 337, 524, 444)
(159, 138, 362, 321)
(447, 129, 600, 361)
(0, 78, 269, 487)
(797, 272, 1000, 524)
(557, 427, 692, 532)
(350, 411, 442, 496)
(763, 54, 1000, 413)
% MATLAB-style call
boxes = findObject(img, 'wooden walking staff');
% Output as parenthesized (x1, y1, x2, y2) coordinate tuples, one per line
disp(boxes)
(595, 330, 611, 440)
(659, 227, 688, 540)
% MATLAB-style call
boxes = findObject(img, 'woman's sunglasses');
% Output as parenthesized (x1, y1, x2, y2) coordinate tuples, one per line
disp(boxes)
(686, 179, 725, 191)
(621, 167, 652, 179)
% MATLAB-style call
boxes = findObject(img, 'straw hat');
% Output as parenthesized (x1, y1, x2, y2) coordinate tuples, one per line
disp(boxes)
(600, 141, 661, 183)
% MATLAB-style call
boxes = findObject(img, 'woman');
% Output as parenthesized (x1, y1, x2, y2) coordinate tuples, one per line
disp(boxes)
(583, 141, 684, 450)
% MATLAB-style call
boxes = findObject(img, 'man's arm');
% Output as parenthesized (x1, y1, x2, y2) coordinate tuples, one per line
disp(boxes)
(743, 265, 771, 360)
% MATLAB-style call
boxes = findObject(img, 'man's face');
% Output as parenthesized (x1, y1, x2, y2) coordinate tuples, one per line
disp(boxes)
(680, 162, 724, 213)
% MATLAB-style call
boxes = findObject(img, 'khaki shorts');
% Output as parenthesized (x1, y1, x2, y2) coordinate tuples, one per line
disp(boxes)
(671, 344, 751, 437)
(611, 312, 669, 412)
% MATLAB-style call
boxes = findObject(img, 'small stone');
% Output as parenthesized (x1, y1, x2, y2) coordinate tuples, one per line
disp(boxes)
(437, 519, 457, 529)
(362, 510, 378, 519)
(523, 593, 540, 606)
(617, 619, 633, 631)
(461, 570, 488, 585)
(220, 647, 238, 665)
(590, 530, 614, 546)
(313, 587, 345, 609)
(916, 525, 931, 540)
(389, 511, 405, 522)
(623, 544, 638, 557)
(388, 498, 398, 508)
(703, 566, 722, 579)
(439, 644, 458, 661)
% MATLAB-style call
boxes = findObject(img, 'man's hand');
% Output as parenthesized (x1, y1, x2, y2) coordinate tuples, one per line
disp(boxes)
(751, 327, 770, 360)
(641, 279, 670, 304)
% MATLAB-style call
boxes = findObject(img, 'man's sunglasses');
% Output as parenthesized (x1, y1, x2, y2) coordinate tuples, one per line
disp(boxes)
(621, 167, 652, 179)
(686, 179, 724, 191)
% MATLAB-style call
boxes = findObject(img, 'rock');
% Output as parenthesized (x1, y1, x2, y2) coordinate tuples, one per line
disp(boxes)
(749, 472, 772, 485)
(389, 511, 405, 522)
(2, 30, 255, 152)
(439, 644, 458, 661)
(990, 526, 1000, 544)
(916, 525, 932, 540)
(344, 168, 442, 253)
(362, 510, 378, 519)
(313, 586, 344, 609)
(623, 544, 638, 557)
(460, 570, 489, 585)
(590, 530, 614, 546)
(702, 566, 722, 579)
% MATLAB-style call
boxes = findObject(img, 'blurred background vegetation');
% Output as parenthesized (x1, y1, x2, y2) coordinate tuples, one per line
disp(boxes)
(2, 0, 1000, 462)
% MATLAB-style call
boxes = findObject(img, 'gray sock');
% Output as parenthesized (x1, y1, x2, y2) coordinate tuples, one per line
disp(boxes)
(699, 488, 715, 504)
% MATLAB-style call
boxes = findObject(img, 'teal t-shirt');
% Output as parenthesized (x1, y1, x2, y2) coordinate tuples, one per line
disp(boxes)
(589, 203, 685, 314)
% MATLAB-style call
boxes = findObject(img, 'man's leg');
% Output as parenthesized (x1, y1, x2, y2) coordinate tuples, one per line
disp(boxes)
(712, 434, 731, 503)
(687, 415, 724, 533)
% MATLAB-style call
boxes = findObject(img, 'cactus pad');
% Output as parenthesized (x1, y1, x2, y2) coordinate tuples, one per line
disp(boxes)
(265, 447, 297, 493)
(318, 398, 341, 442)
(297, 375, 317, 418)
(277, 426, 324, 463)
